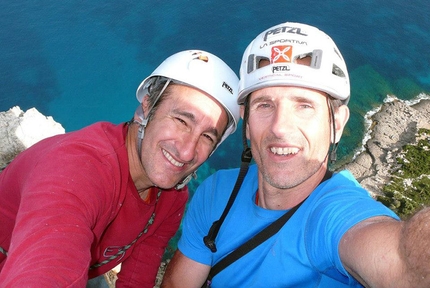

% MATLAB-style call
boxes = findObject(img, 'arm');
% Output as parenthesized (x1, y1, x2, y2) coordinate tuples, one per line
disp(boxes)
(162, 250, 211, 288)
(0, 172, 104, 286)
(340, 208, 430, 288)
(399, 207, 430, 285)
(0, 145, 117, 286)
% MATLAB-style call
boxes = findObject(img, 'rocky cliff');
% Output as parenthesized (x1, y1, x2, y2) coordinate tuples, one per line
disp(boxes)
(0, 106, 65, 171)
(341, 95, 430, 197)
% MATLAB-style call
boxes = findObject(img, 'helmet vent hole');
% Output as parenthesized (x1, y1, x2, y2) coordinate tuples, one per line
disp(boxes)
(295, 54, 312, 66)
(332, 64, 346, 78)
(247, 54, 270, 73)
(258, 58, 270, 68)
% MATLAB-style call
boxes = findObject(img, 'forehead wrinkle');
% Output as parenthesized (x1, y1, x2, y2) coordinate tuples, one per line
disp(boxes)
(290, 95, 318, 103)
(252, 91, 324, 106)
(173, 108, 196, 123)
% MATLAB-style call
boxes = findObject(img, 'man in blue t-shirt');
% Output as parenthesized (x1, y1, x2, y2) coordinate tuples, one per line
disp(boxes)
(162, 22, 430, 288)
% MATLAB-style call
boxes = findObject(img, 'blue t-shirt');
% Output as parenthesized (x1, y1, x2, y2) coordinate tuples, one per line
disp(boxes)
(178, 165, 399, 287)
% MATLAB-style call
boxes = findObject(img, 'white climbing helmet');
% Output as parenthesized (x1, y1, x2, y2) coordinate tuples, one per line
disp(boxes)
(238, 22, 350, 104)
(136, 50, 240, 146)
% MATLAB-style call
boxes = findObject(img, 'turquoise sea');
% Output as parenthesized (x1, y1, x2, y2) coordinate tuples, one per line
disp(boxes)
(1, 1, 430, 191)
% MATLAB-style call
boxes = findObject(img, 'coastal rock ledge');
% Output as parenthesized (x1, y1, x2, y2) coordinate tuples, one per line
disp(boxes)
(341, 95, 430, 197)
(0, 106, 65, 171)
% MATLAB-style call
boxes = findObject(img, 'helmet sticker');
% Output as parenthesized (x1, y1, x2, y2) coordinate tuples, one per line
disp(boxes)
(192, 52, 209, 62)
(271, 45, 292, 63)
(260, 39, 307, 49)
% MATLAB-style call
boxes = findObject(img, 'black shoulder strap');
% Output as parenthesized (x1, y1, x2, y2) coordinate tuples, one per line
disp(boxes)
(206, 197, 306, 283)
(204, 170, 333, 285)
(203, 148, 252, 252)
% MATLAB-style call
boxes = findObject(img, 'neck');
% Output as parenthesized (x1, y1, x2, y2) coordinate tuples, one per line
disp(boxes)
(257, 167, 329, 210)
(126, 123, 152, 193)
(139, 187, 156, 203)
(257, 187, 308, 210)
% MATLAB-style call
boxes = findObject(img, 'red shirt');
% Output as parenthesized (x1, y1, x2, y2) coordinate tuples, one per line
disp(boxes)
(0, 122, 188, 287)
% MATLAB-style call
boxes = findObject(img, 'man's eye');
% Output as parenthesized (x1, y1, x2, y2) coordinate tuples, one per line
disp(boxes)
(176, 118, 187, 125)
(256, 103, 272, 109)
(202, 134, 215, 143)
(300, 104, 313, 109)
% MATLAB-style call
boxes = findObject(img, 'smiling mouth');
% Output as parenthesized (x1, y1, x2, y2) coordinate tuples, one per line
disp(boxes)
(270, 147, 300, 156)
(163, 149, 184, 167)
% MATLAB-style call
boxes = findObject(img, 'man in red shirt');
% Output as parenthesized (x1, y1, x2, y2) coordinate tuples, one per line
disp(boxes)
(0, 50, 240, 287)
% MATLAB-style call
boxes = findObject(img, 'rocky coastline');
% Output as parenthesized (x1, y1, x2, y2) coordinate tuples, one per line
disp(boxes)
(339, 94, 430, 197)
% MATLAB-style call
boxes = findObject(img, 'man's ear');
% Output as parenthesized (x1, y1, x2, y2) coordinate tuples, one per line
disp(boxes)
(334, 105, 350, 143)
(240, 105, 245, 120)
(141, 95, 151, 119)
(240, 105, 250, 140)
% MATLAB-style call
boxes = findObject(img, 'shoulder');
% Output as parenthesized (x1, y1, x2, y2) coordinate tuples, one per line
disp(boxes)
(28, 122, 126, 156)
(303, 170, 398, 222)
(20, 122, 129, 198)
(67, 122, 127, 151)
(301, 170, 399, 277)
(310, 170, 371, 201)
(52, 122, 127, 164)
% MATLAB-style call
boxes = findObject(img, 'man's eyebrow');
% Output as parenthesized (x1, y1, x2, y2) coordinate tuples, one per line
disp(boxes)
(250, 94, 272, 105)
(251, 94, 319, 104)
(173, 109, 221, 139)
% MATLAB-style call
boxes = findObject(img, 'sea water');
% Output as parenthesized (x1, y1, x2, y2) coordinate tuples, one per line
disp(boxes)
(1, 0, 429, 183)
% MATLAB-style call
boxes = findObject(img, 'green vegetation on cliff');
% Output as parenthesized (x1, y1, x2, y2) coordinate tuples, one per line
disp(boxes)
(377, 128, 430, 219)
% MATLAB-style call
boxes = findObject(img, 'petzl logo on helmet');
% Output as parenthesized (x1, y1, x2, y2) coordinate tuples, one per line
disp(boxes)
(272, 65, 290, 73)
(222, 81, 233, 94)
(263, 26, 307, 41)
(271, 46, 292, 63)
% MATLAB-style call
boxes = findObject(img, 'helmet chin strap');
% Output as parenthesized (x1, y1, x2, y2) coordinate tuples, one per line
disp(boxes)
(175, 171, 197, 190)
(135, 79, 171, 155)
(328, 101, 338, 164)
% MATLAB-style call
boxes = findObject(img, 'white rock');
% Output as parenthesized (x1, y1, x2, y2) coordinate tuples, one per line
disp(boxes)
(0, 106, 65, 169)
(12, 107, 65, 148)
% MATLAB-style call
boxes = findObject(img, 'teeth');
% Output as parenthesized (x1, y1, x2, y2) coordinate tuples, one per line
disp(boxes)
(163, 150, 184, 167)
(270, 147, 299, 155)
